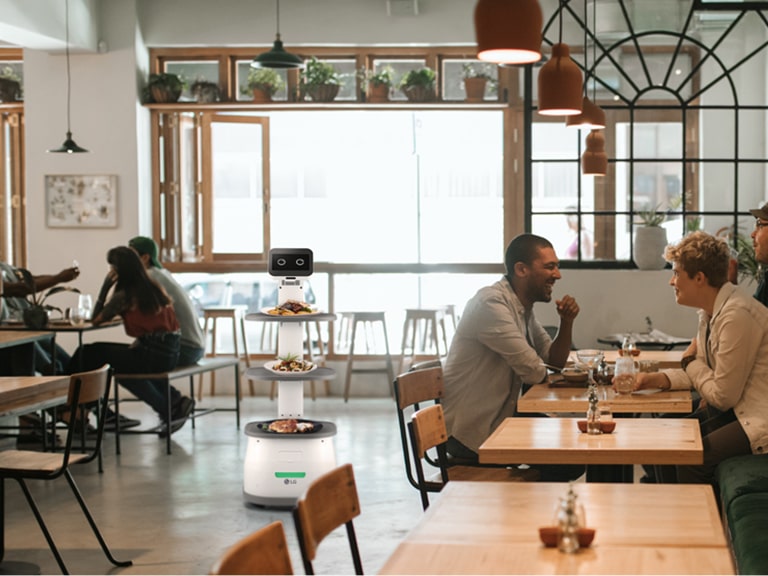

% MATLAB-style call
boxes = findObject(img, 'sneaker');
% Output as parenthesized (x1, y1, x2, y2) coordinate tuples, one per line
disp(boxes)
(103, 409, 142, 431)
(158, 397, 195, 439)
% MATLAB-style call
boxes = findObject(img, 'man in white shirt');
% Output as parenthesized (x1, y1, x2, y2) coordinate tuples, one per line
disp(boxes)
(442, 234, 583, 481)
(635, 231, 768, 484)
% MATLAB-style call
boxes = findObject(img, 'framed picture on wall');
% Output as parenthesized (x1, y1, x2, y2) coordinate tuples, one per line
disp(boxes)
(45, 174, 118, 228)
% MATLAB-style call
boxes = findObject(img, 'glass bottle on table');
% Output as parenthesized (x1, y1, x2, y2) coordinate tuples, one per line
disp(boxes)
(586, 385, 602, 435)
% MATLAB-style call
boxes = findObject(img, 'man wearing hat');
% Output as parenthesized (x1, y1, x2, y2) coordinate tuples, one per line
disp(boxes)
(128, 236, 206, 436)
(750, 204, 768, 307)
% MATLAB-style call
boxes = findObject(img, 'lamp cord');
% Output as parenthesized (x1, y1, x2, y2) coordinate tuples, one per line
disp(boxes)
(592, 0, 597, 101)
(583, 0, 588, 97)
(65, 0, 71, 134)
(275, 0, 281, 36)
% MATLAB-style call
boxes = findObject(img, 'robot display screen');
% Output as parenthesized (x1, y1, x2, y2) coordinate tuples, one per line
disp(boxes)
(269, 248, 313, 277)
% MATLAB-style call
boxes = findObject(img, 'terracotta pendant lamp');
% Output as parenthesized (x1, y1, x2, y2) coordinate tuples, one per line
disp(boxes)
(48, 0, 88, 153)
(566, 0, 605, 130)
(251, 0, 304, 70)
(582, 129, 608, 175)
(538, 0, 582, 116)
(474, 0, 543, 65)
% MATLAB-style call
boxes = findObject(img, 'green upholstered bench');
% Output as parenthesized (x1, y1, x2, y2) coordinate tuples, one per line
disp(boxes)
(716, 454, 768, 575)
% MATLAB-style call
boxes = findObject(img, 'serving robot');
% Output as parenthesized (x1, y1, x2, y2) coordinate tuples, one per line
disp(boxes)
(242, 248, 337, 508)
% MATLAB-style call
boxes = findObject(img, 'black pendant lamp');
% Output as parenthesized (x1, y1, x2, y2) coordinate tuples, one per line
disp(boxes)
(48, 0, 87, 153)
(251, 0, 304, 70)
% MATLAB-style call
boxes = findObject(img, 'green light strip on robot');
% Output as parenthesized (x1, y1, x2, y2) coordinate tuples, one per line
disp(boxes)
(275, 472, 307, 478)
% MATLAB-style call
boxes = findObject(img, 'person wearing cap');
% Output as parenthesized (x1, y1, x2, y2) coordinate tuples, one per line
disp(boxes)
(750, 204, 768, 307)
(128, 236, 205, 367)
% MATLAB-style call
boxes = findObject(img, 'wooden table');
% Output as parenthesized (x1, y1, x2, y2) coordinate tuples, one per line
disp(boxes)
(0, 374, 70, 565)
(518, 383, 692, 414)
(599, 349, 683, 368)
(478, 417, 702, 466)
(379, 482, 734, 575)
(0, 331, 52, 350)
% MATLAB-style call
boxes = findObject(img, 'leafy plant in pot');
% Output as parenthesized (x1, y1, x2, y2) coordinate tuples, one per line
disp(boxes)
(301, 57, 341, 102)
(461, 62, 496, 103)
(633, 204, 669, 270)
(14, 268, 81, 329)
(400, 67, 437, 102)
(191, 79, 220, 103)
(144, 73, 185, 104)
(358, 66, 394, 103)
(243, 68, 285, 103)
(0, 66, 21, 102)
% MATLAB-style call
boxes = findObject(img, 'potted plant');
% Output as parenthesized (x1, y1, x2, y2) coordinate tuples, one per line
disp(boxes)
(145, 73, 184, 103)
(359, 66, 394, 103)
(461, 62, 496, 103)
(633, 203, 669, 270)
(191, 79, 220, 103)
(0, 66, 21, 102)
(14, 268, 80, 329)
(243, 68, 285, 103)
(301, 57, 341, 102)
(399, 67, 437, 102)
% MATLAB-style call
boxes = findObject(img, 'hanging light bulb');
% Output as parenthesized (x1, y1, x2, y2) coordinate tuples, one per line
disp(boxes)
(48, 0, 88, 153)
(474, 0, 543, 65)
(567, 0, 605, 129)
(538, 1, 582, 116)
(251, 0, 304, 70)
(582, 129, 607, 175)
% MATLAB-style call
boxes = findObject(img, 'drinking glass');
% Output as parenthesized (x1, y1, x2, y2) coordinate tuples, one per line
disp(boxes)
(614, 356, 637, 395)
(575, 349, 604, 384)
(71, 293, 93, 326)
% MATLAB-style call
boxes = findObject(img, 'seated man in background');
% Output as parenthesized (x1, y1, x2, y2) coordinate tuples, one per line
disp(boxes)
(0, 261, 80, 375)
(750, 203, 768, 306)
(441, 233, 583, 482)
(635, 231, 768, 484)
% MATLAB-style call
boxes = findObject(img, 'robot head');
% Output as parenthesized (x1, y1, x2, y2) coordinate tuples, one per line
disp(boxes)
(268, 248, 313, 277)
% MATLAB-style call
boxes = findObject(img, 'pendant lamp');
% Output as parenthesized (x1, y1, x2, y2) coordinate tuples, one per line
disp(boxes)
(566, 0, 605, 129)
(251, 0, 304, 70)
(474, 0, 543, 65)
(582, 129, 607, 175)
(537, 0, 582, 116)
(48, 0, 87, 154)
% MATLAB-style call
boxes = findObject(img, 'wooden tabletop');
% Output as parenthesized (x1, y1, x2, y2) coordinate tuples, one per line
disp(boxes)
(0, 375, 70, 417)
(518, 383, 692, 414)
(478, 417, 703, 465)
(0, 330, 52, 350)
(0, 318, 122, 333)
(379, 482, 733, 575)
(599, 349, 683, 368)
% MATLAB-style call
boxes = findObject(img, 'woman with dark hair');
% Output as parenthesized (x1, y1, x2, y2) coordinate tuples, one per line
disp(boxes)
(69, 246, 195, 437)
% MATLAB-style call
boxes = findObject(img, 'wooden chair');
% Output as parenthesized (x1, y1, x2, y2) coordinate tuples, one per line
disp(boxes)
(210, 521, 293, 575)
(0, 364, 132, 574)
(408, 404, 540, 510)
(293, 463, 364, 575)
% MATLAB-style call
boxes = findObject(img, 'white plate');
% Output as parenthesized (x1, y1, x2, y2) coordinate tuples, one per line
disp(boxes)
(264, 360, 317, 374)
(260, 306, 320, 317)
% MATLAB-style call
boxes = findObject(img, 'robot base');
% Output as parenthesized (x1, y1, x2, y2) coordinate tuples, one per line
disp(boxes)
(243, 421, 337, 508)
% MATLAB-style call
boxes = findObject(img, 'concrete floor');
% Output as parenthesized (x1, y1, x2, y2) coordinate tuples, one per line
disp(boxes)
(2, 396, 422, 575)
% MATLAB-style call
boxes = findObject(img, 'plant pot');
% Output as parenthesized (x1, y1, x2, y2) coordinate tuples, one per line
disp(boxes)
(252, 88, 273, 103)
(463, 77, 488, 103)
(150, 84, 182, 103)
(23, 307, 49, 330)
(0, 78, 20, 102)
(634, 226, 668, 270)
(401, 85, 436, 103)
(305, 83, 340, 103)
(192, 82, 220, 103)
(367, 82, 390, 103)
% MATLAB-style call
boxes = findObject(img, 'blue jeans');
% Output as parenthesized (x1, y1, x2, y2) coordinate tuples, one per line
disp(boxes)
(69, 332, 181, 418)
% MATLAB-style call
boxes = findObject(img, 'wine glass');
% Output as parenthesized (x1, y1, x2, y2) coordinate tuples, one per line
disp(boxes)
(575, 349, 604, 384)
(72, 293, 93, 326)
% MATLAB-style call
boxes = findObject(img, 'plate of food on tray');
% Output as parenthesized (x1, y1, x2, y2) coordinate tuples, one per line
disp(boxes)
(258, 418, 320, 434)
(261, 299, 319, 316)
(265, 354, 317, 374)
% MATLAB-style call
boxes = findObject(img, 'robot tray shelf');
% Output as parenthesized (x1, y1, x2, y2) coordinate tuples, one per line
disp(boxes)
(246, 312, 337, 323)
(246, 366, 336, 381)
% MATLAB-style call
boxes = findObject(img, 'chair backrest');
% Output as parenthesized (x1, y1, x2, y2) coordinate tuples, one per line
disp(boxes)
(293, 463, 363, 575)
(408, 403, 451, 510)
(210, 521, 293, 575)
(62, 364, 112, 467)
(393, 365, 445, 490)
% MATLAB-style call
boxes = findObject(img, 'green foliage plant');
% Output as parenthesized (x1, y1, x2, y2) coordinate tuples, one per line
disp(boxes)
(301, 57, 341, 87)
(244, 68, 285, 96)
(399, 67, 436, 90)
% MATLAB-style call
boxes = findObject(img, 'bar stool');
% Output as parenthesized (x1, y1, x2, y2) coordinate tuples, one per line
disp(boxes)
(399, 308, 450, 374)
(342, 312, 394, 403)
(198, 306, 252, 399)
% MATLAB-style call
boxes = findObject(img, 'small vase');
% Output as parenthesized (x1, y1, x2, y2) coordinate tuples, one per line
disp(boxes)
(23, 307, 49, 330)
(252, 88, 273, 103)
(367, 82, 390, 103)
